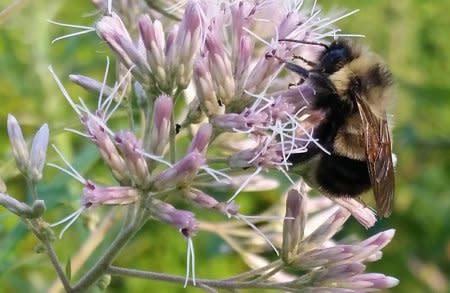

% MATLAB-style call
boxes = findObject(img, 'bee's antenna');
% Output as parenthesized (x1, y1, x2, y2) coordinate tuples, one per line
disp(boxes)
(279, 38, 329, 50)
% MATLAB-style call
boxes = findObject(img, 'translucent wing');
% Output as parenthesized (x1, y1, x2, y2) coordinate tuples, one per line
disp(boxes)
(356, 97, 395, 217)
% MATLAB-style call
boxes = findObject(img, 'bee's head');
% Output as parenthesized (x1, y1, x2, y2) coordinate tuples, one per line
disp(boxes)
(318, 39, 357, 74)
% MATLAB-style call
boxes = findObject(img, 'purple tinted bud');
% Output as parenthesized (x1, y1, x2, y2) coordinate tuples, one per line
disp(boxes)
(7, 114, 29, 173)
(187, 123, 212, 154)
(96, 12, 133, 65)
(82, 181, 139, 208)
(81, 113, 129, 184)
(234, 36, 253, 91)
(300, 208, 351, 252)
(152, 151, 205, 190)
(69, 74, 114, 97)
(293, 245, 359, 269)
(96, 12, 150, 83)
(182, 188, 239, 216)
(149, 95, 173, 155)
(115, 131, 150, 187)
(149, 200, 198, 238)
(29, 123, 49, 182)
(138, 15, 167, 87)
(336, 273, 399, 291)
(314, 263, 366, 282)
(193, 57, 223, 117)
(204, 29, 235, 106)
(358, 229, 395, 250)
(282, 188, 306, 263)
(183, 188, 219, 209)
(168, 0, 203, 89)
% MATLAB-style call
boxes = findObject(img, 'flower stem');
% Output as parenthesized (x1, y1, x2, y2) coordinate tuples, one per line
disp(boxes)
(106, 265, 284, 290)
(70, 203, 146, 292)
(24, 218, 72, 292)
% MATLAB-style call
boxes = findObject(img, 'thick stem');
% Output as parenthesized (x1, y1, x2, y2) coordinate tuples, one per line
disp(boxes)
(71, 204, 145, 292)
(26, 177, 38, 201)
(47, 210, 119, 293)
(24, 219, 72, 292)
(106, 265, 284, 290)
(44, 241, 73, 292)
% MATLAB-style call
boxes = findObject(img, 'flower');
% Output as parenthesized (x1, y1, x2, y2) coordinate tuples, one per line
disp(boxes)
(39, 0, 399, 291)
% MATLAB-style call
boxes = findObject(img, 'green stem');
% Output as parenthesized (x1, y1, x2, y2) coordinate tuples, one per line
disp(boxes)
(25, 219, 72, 292)
(44, 240, 73, 291)
(221, 259, 283, 282)
(26, 177, 38, 201)
(106, 265, 285, 290)
(71, 204, 146, 292)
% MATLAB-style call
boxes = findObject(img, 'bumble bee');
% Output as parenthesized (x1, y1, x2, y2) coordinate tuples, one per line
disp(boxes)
(279, 38, 395, 217)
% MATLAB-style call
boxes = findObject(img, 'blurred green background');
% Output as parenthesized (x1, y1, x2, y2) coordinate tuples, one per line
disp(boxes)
(0, 0, 449, 292)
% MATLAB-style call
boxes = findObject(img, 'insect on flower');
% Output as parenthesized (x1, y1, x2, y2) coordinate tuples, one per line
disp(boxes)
(273, 37, 395, 218)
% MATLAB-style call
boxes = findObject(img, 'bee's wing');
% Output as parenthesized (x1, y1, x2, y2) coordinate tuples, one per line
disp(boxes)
(356, 97, 395, 217)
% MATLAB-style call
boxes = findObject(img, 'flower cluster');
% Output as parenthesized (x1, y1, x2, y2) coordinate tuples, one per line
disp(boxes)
(0, 0, 399, 292)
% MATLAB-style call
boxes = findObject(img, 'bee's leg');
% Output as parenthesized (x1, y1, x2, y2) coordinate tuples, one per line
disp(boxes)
(288, 78, 305, 88)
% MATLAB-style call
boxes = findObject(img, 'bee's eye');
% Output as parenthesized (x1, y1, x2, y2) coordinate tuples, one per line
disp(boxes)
(320, 47, 349, 73)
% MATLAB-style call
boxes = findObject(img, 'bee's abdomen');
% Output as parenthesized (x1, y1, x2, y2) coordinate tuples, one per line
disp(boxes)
(316, 154, 371, 197)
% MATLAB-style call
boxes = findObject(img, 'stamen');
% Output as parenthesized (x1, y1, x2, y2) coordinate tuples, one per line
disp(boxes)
(311, 9, 360, 32)
(50, 207, 84, 239)
(227, 167, 262, 204)
(103, 65, 135, 122)
(98, 56, 111, 109)
(236, 214, 279, 256)
(199, 166, 232, 183)
(63, 128, 91, 139)
(47, 20, 95, 44)
(50, 144, 86, 183)
(137, 149, 173, 167)
(183, 237, 196, 287)
(48, 65, 81, 116)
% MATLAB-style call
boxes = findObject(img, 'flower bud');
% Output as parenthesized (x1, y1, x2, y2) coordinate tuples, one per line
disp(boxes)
(70, 74, 114, 97)
(204, 29, 235, 106)
(96, 12, 150, 84)
(168, 0, 203, 89)
(138, 15, 168, 88)
(81, 114, 129, 184)
(186, 123, 212, 154)
(7, 114, 29, 174)
(193, 57, 223, 118)
(152, 151, 205, 191)
(299, 208, 350, 252)
(82, 181, 139, 208)
(28, 123, 49, 182)
(282, 188, 306, 263)
(149, 199, 198, 238)
(149, 95, 173, 155)
(115, 131, 150, 188)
